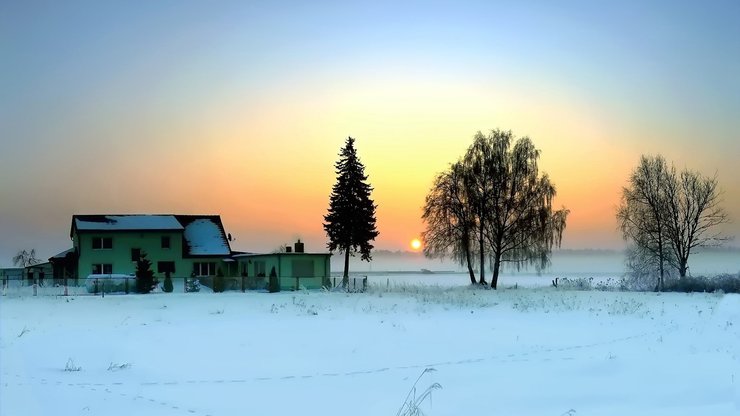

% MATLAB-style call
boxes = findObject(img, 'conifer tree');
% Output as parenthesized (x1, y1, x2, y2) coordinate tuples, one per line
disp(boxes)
(324, 136, 379, 286)
(135, 252, 156, 294)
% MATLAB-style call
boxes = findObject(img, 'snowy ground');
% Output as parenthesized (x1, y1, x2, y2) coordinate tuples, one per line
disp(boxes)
(1, 284, 738, 416)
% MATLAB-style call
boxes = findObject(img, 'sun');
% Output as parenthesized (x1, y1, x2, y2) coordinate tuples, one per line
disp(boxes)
(410, 238, 422, 251)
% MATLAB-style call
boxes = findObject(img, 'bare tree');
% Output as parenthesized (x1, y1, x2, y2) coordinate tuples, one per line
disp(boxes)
(663, 169, 729, 278)
(422, 161, 477, 284)
(423, 130, 568, 289)
(462, 132, 498, 285)
(12, 249, 41, 268)
(617, 155, 673, 290)
(473, 130, 568, 289)
(618, 155, 729, 285)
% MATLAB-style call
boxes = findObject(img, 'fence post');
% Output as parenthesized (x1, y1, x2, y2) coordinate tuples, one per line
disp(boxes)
(125, 278, 129, 294)
(33, 281, 37, 296)
(94, 278, 98, 295)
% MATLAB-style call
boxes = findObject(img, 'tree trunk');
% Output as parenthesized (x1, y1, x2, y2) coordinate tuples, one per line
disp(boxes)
(490, 252, 501, 290)
(657, 235, 664, 292)
(678, 259, 687, 278)
(478, 217, 486, 285)
(465, 248, 476, 285)
(342, 248, 350, 287)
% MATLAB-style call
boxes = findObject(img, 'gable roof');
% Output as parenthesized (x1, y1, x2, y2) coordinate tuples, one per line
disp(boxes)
(72, 215, 183, 236)
(175, 215, 231, 257)
(70, 214, 232, 257)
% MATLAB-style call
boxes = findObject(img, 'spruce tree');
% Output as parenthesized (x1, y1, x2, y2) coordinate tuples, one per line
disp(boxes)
(135, 252, 156, 294)
(324, 136, 379, 286)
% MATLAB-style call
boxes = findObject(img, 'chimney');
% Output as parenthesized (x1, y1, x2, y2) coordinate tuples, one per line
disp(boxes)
(294, 239, 304, 253)
(285, 245, 292, 253)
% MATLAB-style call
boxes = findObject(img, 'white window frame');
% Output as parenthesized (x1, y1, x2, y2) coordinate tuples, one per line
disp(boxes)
(92, 264, 113, 274)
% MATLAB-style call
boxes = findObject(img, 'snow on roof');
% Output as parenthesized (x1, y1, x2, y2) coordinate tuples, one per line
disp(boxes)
(182, 218, 230, 256)
(74, 215, 184, 231)
(51, 248, 74, 259)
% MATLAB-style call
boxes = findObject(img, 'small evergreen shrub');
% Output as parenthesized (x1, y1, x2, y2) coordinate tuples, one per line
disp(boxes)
(268, 266, 280, 293)
(213, 268, 225, 293)
(135, 253, 157, 294)
(163, 272, 173, 293)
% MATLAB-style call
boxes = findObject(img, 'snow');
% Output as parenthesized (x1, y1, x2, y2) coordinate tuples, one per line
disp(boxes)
(51, 248, 74, 259)
(182, 219, 230, 256)
(74, 215, 184, 231)
(1, 279, 738, 416)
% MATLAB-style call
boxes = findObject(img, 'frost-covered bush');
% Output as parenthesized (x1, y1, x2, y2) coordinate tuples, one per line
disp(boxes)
(619, 245, 678, 291)
(664, 274, 740, 294)
(185, 276, 201, 293)
(557, 277, 593, 290)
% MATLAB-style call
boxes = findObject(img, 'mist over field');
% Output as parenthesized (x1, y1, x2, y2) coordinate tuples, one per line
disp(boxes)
(332, 248, 740, 277)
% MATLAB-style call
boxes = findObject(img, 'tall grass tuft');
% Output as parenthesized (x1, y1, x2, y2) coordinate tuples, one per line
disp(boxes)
(396, 368, 442, 416)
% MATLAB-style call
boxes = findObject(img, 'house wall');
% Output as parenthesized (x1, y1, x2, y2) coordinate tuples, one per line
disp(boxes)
(76, 231, 189, 278)
(237, 254, 330, 290)
(25, 263, 53, 282)
(0, 268, 24, 281)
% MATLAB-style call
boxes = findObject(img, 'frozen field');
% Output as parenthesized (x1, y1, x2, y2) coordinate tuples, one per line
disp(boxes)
(1, 286, 738, 416)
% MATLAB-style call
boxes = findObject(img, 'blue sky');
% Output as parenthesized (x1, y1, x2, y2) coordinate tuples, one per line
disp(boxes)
(1, 0, 739, 263)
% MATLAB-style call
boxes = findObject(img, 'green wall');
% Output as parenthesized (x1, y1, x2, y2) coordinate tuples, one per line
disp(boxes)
(75, 231, 230, 279)
(237, 253, 331, 290)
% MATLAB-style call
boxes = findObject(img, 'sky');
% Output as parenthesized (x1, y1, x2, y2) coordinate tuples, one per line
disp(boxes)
(1, 0, 739, 264)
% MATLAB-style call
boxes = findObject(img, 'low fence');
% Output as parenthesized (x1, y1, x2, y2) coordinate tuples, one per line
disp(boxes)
(329, 276, 368, 292)
(0, 276, 203, 297)
(1, 275, 367, 296)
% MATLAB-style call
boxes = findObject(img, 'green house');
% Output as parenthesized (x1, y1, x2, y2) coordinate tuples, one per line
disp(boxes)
(57, 214, 234, 284)
(47, 214, 331, 291)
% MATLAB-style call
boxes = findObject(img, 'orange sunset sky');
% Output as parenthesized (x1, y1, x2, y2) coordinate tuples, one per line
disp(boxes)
(1, 1, 739, 264)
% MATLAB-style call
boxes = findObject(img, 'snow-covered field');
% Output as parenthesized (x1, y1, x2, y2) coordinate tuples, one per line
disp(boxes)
(1, 284, 738, 416)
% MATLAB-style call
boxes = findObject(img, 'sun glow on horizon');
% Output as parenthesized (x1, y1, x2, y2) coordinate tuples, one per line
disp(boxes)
(410, 238, 422, 251)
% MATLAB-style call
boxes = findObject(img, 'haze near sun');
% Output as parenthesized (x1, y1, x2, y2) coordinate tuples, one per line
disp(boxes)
(411, 239, 422, 251)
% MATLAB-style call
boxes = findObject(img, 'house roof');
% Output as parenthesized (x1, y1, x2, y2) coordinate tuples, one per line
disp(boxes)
(72, 215, 183, 235)
(176, 215, 231, 257)
(232, 252, 331, 258)
(51, 248, 75, 259)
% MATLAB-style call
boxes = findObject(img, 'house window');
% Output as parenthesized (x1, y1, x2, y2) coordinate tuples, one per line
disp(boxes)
(131, 248, 141, 262)
(193, 262, 216, 276)
(92, 264, 113, 274)
(92, 237, 113, 250)
(161, 236, 170, 249)
(292, 259, 314, 277)
(254, 260, 266, 277)
(158, 261, 176, 274)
